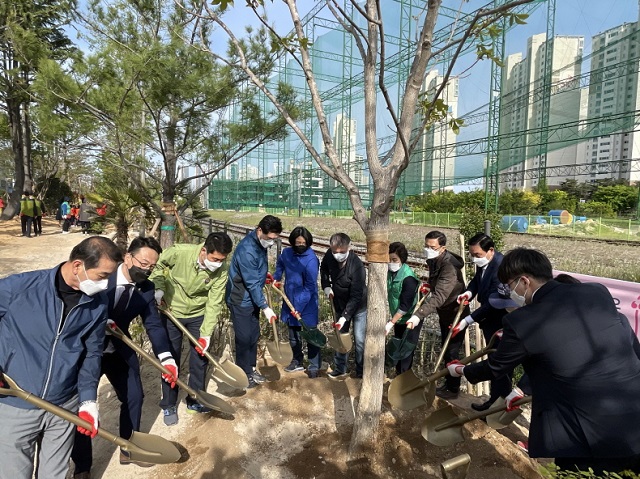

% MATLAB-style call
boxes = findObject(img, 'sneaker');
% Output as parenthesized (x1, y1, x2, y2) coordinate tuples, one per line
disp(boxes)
(328, 370, 348, 380)
(307, 370, 319, 379)
(246, 376, 259, 389)
(284, 360, 304, 373)
(163, 406, 178, 426)
(252, 370, 267, 383)
(435, 386, 459, 400)
(119, 450, 154, 467)
(186, 402, 211, 414)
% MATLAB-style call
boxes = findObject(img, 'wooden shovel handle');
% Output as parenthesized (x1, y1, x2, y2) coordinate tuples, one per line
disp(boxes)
(434, 396, 532, 431)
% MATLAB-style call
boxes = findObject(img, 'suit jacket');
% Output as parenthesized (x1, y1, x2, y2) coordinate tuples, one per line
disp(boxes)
(106, 268, 171, 367)
(464, 280, 640, 459)
(467, 251, 505, 327)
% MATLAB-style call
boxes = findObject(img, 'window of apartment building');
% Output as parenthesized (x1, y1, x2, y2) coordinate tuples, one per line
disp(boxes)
(604, 88, 614, 94)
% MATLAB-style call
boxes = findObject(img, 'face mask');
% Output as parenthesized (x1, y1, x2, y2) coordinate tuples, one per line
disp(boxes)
(260, 237, 274, 248)
(333, 251, 348, 263)
(388, 262, 401, 273)
(203, 258, 222, 272)
(509, 278, 527, 307)
(425, 248, 440, 260)
(293, 245, 307, 255)
(129, 265, 151, 284)
(472, 256, 490, 268)
(76, 263, 109, 296)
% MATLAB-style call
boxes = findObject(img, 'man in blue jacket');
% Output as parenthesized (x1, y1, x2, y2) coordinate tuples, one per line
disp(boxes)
(0, 236, 121, 479)
(71, 236, 177, 477)
(226, 215, 282, 388)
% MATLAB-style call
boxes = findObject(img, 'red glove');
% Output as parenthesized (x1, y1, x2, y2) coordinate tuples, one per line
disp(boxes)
(160, 355, 178, 388)
(446, 360, 465, 377)
(496, 329, 504, 340)
(420, 283, 431, 295)
(273, 280, 282, 288)
(77, 401, 99, 438)
(457, 291, 472, 304)
(195, 336, 211, 357)
(292, 310, 302, 321)
(265, 272, 274, 285)
(505, 387, 524, 411)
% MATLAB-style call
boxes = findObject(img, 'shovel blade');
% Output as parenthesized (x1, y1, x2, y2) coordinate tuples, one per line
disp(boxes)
(327, 330, 352, 354)
(124, 431, 182, 464)
(485, 397, 522, 429)
(301, 327, 327, 348)
(212, 357, 250, 389)
(388, 370, 427, 410)
(266, 340, 294, 366)
(422, 405, 465, 447)
(192, 389, 235, 415)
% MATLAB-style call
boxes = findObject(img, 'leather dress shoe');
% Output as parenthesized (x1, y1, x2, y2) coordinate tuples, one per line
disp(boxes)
(471, 400, 493, 412)
(435, 386, 459, 400)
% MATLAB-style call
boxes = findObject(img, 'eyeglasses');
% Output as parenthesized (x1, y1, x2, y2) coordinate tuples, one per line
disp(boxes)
(131, 254, 156, 272)
(424, 245, 442, 251)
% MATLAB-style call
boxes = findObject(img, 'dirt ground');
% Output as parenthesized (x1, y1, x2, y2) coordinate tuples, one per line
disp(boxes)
(0, 218, 544, 479)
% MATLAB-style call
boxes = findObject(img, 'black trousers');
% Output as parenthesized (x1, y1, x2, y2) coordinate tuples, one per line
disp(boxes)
(159, 314, 208, 409)
(393, 321, 424, 374)
(229, 303, 261, 377)
(71, 351, 144, 473)
(33, 216, 42, 235)
(438, 304, 470, 392)
(21, 215, 33, 237)
(480, 317, 512, 402)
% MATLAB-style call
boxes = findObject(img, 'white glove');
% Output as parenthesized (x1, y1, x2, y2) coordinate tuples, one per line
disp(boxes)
(154, 289, 164, 306)
(406, 315, 421, 329)
(385, 321, 394, 336)
(505, 386, 524, 411)
(262, 307, 277, 323)
(334, 317, 347, 329)
(105, 319, 117, 335)
(447, 360, 465, 377)
(77, 400, 99, 438)
(323, 287, 334, 299)
(457, 291, 472, 304)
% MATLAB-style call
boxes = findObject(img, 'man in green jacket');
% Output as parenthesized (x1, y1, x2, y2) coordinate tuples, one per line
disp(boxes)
(150, 232, 233, 426)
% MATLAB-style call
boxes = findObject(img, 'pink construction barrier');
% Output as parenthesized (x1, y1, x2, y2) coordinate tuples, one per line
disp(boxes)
(554, 270, 640, 338)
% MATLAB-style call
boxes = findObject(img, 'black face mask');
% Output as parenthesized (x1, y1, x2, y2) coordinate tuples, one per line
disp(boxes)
(293, 245, 308, 255)
(129, 265, 151, 284)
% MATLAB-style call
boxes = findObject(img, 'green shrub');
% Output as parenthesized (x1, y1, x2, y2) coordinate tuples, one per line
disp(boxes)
(459, 206, 504, 250)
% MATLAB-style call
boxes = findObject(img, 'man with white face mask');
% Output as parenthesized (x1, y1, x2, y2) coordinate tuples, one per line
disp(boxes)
(450, 233, 511, 411)
(447, 248, 640, 477)
(226, 215, 282, 389)
(0, 236, 120, 479)
(150, 232, 233, 425)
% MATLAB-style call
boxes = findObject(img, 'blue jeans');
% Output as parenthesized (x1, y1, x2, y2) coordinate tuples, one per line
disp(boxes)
(288, 326, 321, 372)
(333, 308, 366, 375)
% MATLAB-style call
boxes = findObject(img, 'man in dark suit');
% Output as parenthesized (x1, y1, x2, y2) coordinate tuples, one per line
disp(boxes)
(447, 248, 640, 476)
(450, 233, 511, 411)
(71, 237, 178, 478)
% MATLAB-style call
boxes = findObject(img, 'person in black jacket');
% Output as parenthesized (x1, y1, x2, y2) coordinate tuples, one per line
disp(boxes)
(409, 230, 469, 399)
(450, 233, 511, 411)
(71, 237, 177, 477)
(321, 233, 367, 379)
(447, 248, 640, 476)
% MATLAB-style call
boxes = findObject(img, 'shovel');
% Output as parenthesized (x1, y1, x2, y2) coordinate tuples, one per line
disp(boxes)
(107, 325, 235, 415)
(0, 373, 181, 464)
(484, 396, 528, 429)
(271, 284, 327, 348)
(387, 331, 499, 410)
(326, 297, 353, 354)
(160, 307, 249, 390)
(263, 286, 294, 366)
(385, 288, 431, 367)
(421, 396, 532, 446)
(433, 300, 469, 373)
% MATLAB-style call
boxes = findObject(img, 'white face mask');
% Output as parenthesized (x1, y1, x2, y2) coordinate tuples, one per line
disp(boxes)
(260, 237, 274, 248)
(388, 262, 401, 273)
(425, 247, 440, 260)
(509, 278, 527, 307)
(203, 258, 222, 272)
(333, 251, 348, 263)
(76, 263, 109, 296)
(472, 256, 490, 268)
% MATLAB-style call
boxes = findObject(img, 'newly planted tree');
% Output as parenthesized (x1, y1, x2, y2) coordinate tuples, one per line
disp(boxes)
(188, 0, 535, 457)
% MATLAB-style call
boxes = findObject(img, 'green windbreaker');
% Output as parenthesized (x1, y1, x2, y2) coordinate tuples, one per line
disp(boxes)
(150, 243, 228, 337)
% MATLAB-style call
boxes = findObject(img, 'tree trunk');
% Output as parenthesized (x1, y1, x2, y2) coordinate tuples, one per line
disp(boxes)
(1, 98, 25, 219)
(159, 201, 176, 249)
(115, 218, 129, 252)
(21, 101, 33, 193)
(348, 216, 390, 458)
